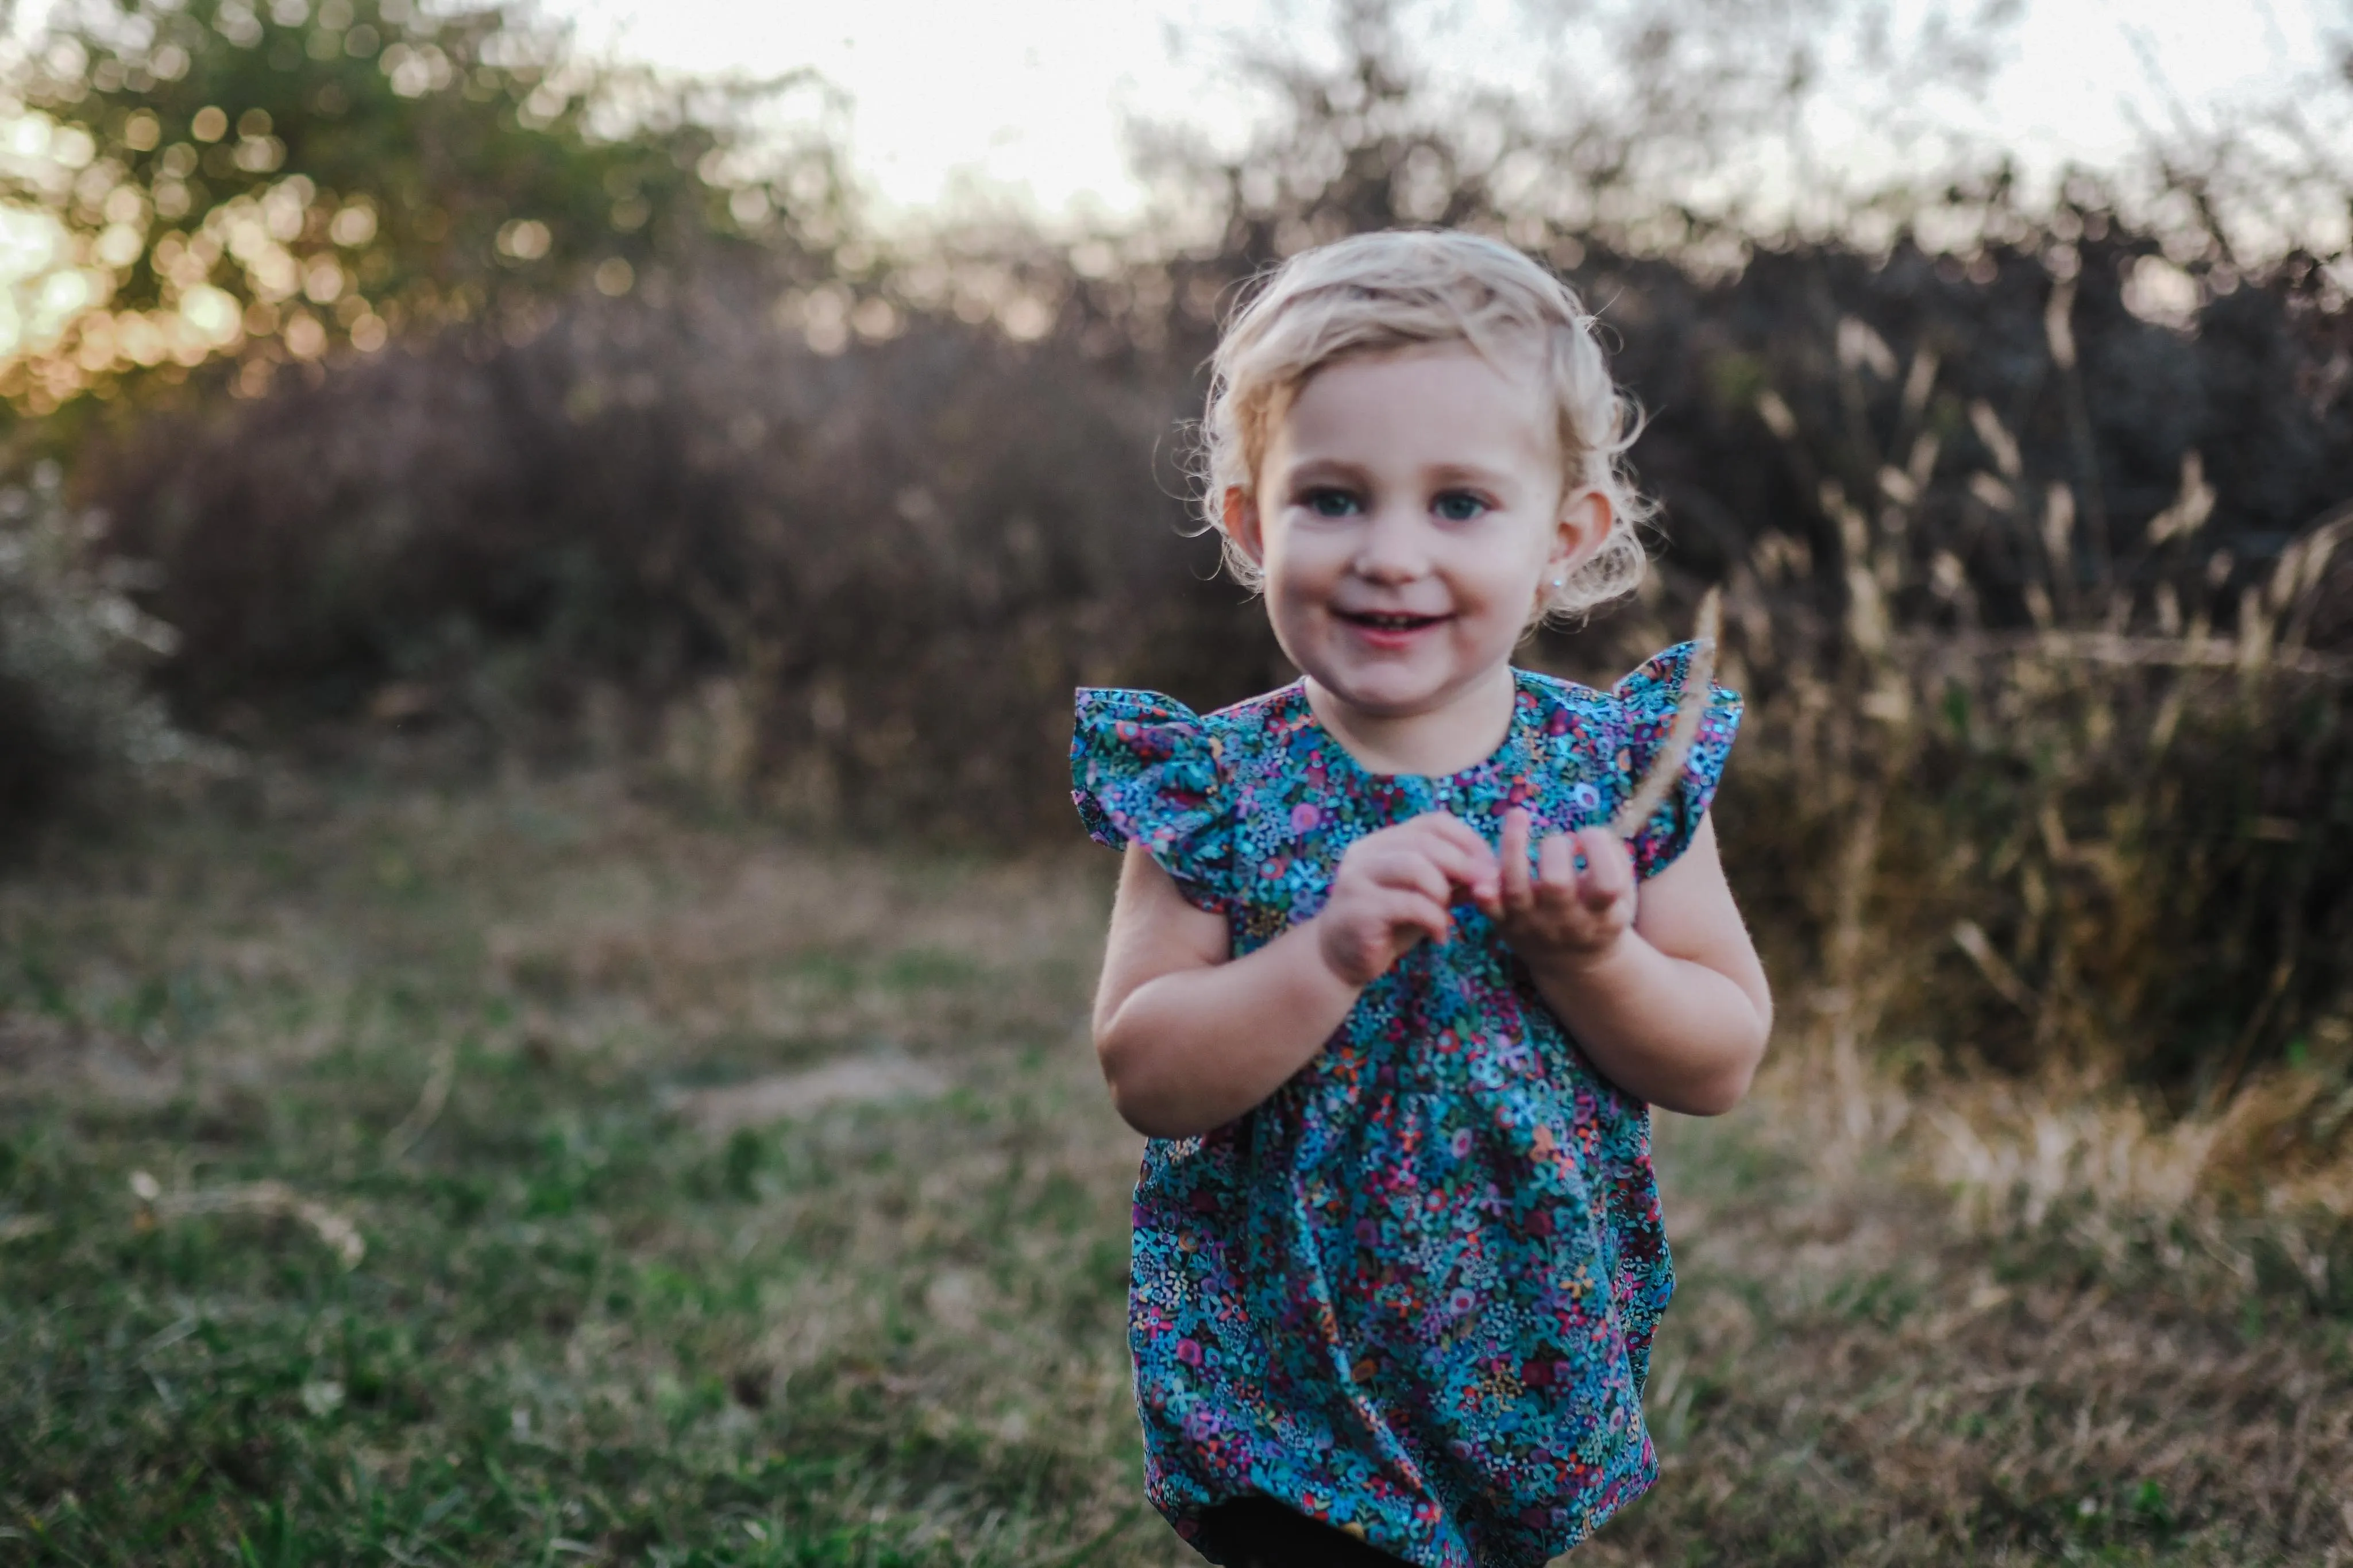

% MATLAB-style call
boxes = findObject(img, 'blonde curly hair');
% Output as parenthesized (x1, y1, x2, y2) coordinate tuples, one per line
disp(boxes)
(1197, 229, 1651, 623)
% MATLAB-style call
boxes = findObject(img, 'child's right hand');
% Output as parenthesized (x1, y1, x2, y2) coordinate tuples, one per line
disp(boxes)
(1314, 813, 1499, 987)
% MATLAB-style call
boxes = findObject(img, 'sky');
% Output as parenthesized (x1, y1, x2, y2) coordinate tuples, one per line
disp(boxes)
(545, 0, 2343, 230)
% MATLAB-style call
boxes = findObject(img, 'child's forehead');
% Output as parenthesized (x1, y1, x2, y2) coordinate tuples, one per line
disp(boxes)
(1276, 334, 1547, 411)
(1272, 339, 1559, 451)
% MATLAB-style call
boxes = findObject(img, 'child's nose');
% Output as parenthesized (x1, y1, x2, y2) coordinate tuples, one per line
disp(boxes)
(1349, 505, 1430, 581)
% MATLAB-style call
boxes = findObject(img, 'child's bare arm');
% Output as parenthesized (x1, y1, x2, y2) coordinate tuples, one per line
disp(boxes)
(1094, 814, 1498, 1138)
(1490, 811, 1771, 1115)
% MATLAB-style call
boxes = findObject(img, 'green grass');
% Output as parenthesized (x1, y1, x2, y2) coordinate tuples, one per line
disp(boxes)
(1, 768, 2347, 1566)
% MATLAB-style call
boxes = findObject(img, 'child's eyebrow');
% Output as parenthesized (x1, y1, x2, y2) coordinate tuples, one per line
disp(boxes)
(1276, 458, 1520, 491)
(1277, 457, 1372, 486)
(1420, 462, 1517, 489)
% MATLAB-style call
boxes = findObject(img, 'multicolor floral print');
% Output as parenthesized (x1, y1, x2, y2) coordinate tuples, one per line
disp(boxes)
(1071, 646, 1741, 1568)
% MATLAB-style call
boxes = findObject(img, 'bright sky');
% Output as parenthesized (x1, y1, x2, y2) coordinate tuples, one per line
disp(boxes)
(560, 0, 1265, 229)
(548, 0, 2342, 229)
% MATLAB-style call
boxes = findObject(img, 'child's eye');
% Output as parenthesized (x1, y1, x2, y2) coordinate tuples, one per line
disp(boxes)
(1433, 492, 1490, 523)
(1303, 488, 1361, 518)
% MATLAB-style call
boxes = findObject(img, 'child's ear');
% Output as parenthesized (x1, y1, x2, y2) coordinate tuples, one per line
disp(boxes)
(1222, 486, 1266, 566)
(1550, 486, 1611, 579)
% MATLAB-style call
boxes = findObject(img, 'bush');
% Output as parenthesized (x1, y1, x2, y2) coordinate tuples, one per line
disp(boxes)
(1677, 307, 2353, 1103)
(1711, 556, 2353, 1107)
(91, 272, 1280, 837)
(0, 464, 210, 841)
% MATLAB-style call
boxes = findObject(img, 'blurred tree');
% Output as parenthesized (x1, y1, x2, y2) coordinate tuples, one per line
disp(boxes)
(1126, 0, 2026, 272)
(0, 0, 848, 414)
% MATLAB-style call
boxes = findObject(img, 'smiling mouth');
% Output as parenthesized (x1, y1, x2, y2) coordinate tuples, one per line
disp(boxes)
(1337, 609, 1448, 632)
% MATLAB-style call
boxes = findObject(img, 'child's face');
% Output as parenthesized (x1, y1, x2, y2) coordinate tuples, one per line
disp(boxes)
(1226, 342, 1607, 724)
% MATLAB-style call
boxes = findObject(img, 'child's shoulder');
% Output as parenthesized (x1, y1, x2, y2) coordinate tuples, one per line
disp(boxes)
(1515, 641, 1727, 706)
(1198, 679, 1311, 736)
(1073, 681, 1306, 755)
(1510, 664, 1608, 708)
(1513, 646, 1743, 769)
(1508, 667, 1625, 769)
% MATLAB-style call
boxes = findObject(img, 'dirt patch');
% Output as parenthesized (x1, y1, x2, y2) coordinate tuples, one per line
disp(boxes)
(0, 1013, 182, 1107)
(665, 1052, 950, 1137)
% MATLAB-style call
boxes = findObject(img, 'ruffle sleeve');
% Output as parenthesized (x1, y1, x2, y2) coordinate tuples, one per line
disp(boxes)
(1611, 642, 1742, 879)
(1071, 688, 1231, 913)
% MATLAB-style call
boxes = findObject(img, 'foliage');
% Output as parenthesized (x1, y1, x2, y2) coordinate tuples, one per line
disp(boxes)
(0, 0, 847, 411)
(10, 0, 2353, 1097)
(80, 206, 2353, 1092)
(85, 285, 1275, 839)
(1709, 431, 2353, 1104)
(0, 459, 207, 838)
(1614, 221, 2353, 1099)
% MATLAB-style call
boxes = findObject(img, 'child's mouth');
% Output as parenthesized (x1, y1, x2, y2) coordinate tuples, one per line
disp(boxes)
(1337, 610, 1446, 634)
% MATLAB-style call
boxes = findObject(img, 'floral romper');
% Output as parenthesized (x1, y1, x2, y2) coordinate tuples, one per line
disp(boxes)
(1070, 645, 1741, 1568)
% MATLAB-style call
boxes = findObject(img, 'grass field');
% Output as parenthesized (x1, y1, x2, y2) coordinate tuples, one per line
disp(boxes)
(2, 764, 2348, 1566)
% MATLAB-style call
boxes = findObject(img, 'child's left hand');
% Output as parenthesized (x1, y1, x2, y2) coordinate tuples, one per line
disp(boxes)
(1486, 806, 1636, 970)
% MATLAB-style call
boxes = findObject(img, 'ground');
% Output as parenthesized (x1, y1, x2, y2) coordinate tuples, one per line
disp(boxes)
(1, 766, 2346, 1566)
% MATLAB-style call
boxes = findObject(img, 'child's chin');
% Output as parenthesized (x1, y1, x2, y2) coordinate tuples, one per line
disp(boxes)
(1311, 666, 1456, 715)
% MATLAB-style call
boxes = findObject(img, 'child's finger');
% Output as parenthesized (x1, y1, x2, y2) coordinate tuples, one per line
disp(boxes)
(1375, 889, 1454, 948)
(1411, 810, 1496, 865)
(1409, 813, 1499, 871)
(1572, 827, 1634, 912)
(1363, 848, 1454, 909)
(1496, 808, 1533, 915)
(1403, 816, 1499, 903)
(1535, 828, 1579, 899)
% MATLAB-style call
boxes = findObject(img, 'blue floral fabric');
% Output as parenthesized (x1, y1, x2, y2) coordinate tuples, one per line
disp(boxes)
(1071, 647, 1741, 1568)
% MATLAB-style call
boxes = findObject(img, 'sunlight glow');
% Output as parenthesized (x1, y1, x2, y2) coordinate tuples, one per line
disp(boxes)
(548, 0, 2339, 231)
(0, 0, 2335, 400)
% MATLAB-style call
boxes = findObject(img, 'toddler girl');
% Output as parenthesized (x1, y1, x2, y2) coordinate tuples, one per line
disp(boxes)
(1072, 230, 1773, 1567)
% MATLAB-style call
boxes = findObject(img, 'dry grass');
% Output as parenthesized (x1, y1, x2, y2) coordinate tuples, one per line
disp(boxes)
(1592, 1056, 2353, 1566)
(0, 763, 2347, 1565)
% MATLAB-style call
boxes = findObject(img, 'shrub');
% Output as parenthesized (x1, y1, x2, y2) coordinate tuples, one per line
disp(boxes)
(0, 464, 211, 841)
(91, 274, 1280, 837)
(1671, 322, 2353, 1104)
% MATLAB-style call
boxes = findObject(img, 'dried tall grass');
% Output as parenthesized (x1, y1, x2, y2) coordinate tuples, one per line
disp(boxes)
(1631, 297, 2353, 1110)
